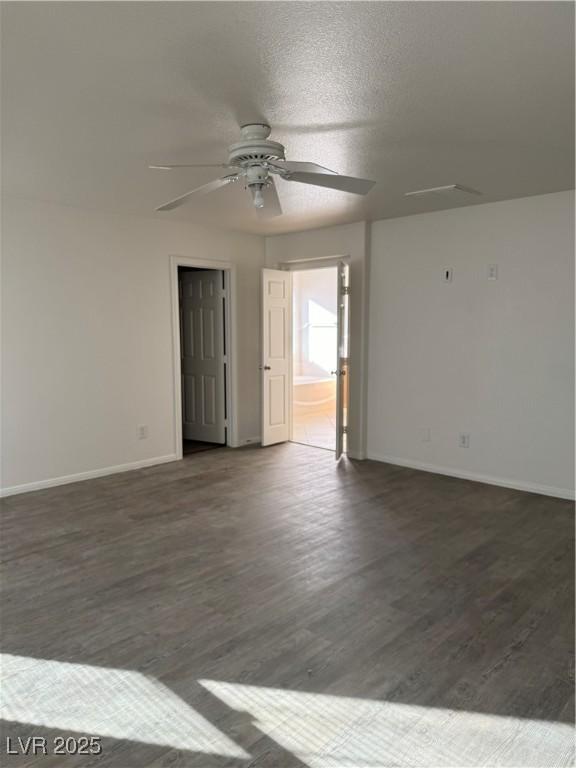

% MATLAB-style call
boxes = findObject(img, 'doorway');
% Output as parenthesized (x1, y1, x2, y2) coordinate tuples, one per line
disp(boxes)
(291, 267, 339, 451)
(260, 262, 350, 457)
(178, 266, 227, 456)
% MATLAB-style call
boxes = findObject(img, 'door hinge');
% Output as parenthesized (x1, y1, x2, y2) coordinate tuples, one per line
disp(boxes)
(341, 426, 348, 435)
(341, 286, 351, 295)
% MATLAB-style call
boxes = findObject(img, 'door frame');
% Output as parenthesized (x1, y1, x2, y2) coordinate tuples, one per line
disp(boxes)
(170, 254, 238, 459)
(280, 257, 350, 449)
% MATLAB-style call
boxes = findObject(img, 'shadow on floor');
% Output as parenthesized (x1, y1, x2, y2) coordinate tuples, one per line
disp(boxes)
(183, 440, 223, 456)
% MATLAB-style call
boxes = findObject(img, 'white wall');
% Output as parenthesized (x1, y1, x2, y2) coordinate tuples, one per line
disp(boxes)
(3, 192, 573, 498)
(1, 196, 264, 493)
(266, 222, 369, 459)
(367, 191, 574, 498)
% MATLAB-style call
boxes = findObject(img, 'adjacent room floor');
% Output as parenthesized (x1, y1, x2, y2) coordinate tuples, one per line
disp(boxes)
(291, 410, 336, 451)
(1, 444, 574, 767)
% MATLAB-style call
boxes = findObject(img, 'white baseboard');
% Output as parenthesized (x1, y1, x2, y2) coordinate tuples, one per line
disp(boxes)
(0, 454, 179, 498)
(366, 452, 575, 501)
(5, 449, 570, 501)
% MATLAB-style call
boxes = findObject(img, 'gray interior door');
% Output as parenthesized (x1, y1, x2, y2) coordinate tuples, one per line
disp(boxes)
(180, 270, 226, 444)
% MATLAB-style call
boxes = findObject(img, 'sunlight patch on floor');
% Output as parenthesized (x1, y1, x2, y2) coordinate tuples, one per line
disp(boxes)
(2, 653, 572, 767)
(0, 654, 249, 758)
(199, 679, 575, 768)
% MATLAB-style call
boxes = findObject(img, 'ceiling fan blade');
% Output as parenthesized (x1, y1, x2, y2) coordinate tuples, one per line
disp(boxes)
(256, 179, 283, 219)
(284, 171, 375, 195)
(270, 160, 338, 175)
(149, 164, 234, 170)
(156, 176, 237, 212)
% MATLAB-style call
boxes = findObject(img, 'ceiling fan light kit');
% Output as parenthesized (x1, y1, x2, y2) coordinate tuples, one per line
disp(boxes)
(151, 123, 376, 217)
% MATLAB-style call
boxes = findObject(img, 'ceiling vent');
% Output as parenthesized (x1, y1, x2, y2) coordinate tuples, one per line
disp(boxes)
(405, 184, 481, 199)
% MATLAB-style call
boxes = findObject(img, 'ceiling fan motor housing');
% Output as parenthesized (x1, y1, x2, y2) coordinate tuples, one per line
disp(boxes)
(227, 123, 285, 170)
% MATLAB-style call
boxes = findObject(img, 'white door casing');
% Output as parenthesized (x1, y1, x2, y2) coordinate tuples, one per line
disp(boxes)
(261, 269, 291, 446)
(335, 263, 350, 460)
(180, 270, 226, 444)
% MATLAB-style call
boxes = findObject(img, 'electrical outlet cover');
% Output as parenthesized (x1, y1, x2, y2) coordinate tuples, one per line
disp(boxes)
(459, 432, 470, 448)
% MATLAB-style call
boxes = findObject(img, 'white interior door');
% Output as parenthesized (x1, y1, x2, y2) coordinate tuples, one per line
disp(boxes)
(180, 270, 226, 444)
(335, 263, 350, 460)
(261, 269, 291, 446)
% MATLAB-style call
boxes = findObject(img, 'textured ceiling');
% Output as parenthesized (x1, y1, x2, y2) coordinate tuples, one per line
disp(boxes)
(1, 2, 574, 235)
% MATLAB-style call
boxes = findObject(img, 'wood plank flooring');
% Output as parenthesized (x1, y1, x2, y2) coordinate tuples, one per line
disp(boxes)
(0, 444, 574, 767)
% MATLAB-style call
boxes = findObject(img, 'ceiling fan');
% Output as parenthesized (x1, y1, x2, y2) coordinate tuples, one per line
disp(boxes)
(150, 123, 375, 217)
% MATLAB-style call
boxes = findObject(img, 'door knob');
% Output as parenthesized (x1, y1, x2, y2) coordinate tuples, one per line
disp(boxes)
(259, 365, 271, 370)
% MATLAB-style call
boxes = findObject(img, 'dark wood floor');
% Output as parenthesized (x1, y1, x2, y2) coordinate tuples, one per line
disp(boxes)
(1, 444, 574, 767)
